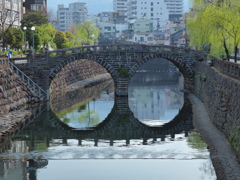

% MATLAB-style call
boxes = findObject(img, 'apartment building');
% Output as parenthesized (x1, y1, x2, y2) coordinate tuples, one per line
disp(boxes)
(23, 0, 47, 12)
(57, 2, 88, 32)
(0, 0, 23, 28)
(113, 0, 128, 15)
(126, 0, 183, 30)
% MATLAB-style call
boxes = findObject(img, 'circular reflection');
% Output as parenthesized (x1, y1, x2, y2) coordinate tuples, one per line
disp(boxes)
(128, 59, 184, 126)
(50, 80, 115, 129)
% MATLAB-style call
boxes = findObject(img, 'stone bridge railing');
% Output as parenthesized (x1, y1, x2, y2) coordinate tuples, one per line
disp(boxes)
(43, 44, 201, 59)
(211, 56, 240, 79)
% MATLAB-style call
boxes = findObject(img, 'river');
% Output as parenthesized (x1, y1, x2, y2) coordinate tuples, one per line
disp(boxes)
(0, 59, 216, 180)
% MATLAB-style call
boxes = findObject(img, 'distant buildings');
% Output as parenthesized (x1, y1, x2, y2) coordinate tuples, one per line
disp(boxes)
(57, 2, 88, 32)
(113, 0, 128, 15)
(126, 0, 183, 30)
(23, 0, 47, 12)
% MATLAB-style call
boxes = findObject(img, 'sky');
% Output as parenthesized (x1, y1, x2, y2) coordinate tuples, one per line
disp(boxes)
(47, 0, 191, 16)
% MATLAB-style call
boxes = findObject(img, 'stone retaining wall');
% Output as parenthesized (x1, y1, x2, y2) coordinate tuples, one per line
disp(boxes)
(50, 59, 109, 94)
(193, 61, 240, 160)
(0, 63, 38, 117)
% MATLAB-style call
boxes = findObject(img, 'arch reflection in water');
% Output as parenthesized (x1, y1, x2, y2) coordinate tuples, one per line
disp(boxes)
(50, 79, 115, 129)
(0, 95, 193, 155)
(128, 59, 184, 126)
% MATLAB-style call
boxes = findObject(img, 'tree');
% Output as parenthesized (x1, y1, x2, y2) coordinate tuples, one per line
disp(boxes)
(187, 0, 240, 62)
(36, 24, 56, 48)
(21, 12, 48, 28)
(53, 31, 68, 49)
(20, 12, 49, 50)
(0, 5, 20, 48)
(76, 21, 99, 45)
(67, 23, 77, 36)
(65, 31, 82, 47)
(5, 27, 23, 49)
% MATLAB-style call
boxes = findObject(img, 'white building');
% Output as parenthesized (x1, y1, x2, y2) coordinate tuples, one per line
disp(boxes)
(0, 0, 23, 28)
(98, 22, 128, 41)
(126, 0, 183, 30)
(113, 0, 128, 15)
(57, 2, 88, 32)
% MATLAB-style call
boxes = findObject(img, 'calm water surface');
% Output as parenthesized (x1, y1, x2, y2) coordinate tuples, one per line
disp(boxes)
(0, 60, 216, 180)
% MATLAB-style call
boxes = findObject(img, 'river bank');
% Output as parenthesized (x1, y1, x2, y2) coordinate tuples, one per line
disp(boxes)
(189, 93, 240, 180)
(0, 74, 112, 152)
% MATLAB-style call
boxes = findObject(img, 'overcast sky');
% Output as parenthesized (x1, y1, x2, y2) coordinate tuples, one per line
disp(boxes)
(47, 0, 190, 16)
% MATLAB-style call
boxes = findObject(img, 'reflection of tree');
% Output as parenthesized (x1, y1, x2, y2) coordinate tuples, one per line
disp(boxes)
(78, 103, 87, 112)
(199, 159, 216, 180)
(187, 130, 207, 151)
(63, 118, 70, 124)
(77, 110, 100, 127)
(26, 139, 48, 151)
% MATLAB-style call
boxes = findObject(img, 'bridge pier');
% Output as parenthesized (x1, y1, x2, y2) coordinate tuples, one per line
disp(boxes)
(115, 78, 129, 97)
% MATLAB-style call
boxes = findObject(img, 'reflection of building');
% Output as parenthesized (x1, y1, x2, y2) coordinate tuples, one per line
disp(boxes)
(0, 159, 48, 180)
(129, 59, 184, 123)
(0, 160, 28, 179)
(100, 91, 114, 101)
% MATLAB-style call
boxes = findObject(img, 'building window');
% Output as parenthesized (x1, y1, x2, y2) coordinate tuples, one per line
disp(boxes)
(151, 13, 153, 17)
(151, 2, 153, 6)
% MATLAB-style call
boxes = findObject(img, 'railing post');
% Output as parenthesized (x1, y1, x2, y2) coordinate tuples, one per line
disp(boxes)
(46, 89, 50, 100)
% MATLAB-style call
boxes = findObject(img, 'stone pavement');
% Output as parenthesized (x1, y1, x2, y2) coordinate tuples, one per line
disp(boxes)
(189, 93, 240, 180)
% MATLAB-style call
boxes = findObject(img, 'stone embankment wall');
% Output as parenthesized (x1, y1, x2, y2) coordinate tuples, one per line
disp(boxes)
(193, 61, 240, 159)
(0, 63, 37, 117)
(51, 80, 114, 114)
(50, 59, 111, 94)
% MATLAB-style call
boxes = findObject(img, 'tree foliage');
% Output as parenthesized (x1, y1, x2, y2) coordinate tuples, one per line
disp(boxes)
(21, 12, 48, 28)
(20, 12, 49, 50)
(53, 31, 68, 49)
(187, 0, 240, 61)
(5, 27, 23, 49)
(36, 24, 56, 48)
(76, 21, 99, 45)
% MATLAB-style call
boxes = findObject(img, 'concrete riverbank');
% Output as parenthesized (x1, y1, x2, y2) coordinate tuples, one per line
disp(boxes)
(189, 93, 240, 180)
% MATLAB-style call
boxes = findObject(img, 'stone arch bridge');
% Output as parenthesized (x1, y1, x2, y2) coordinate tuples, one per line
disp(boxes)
(26, 44, 200, 98)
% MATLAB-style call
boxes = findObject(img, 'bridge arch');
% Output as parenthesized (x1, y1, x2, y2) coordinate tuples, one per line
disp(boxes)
(129, 52, 194, 91)
(43, 44, 197, 97)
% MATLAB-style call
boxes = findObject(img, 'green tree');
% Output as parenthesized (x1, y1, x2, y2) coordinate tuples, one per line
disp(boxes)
(20, 12, 49, 49)
(53, 31, 68, 49)
(5, 27, 23, 49)
(187, 0, 240, 62)
(76, 21, 99, 45)
(65, 31, 83, 47)
(36, 24, 56, 48)
(21, 12, 48, 28)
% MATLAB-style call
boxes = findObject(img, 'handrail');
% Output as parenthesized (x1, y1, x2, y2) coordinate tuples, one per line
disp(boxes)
(7, 60, 48, 100)
(15, 104, 48, 135)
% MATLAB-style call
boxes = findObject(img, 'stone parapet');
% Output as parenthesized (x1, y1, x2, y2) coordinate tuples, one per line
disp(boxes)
(193, 61, 240, 161)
